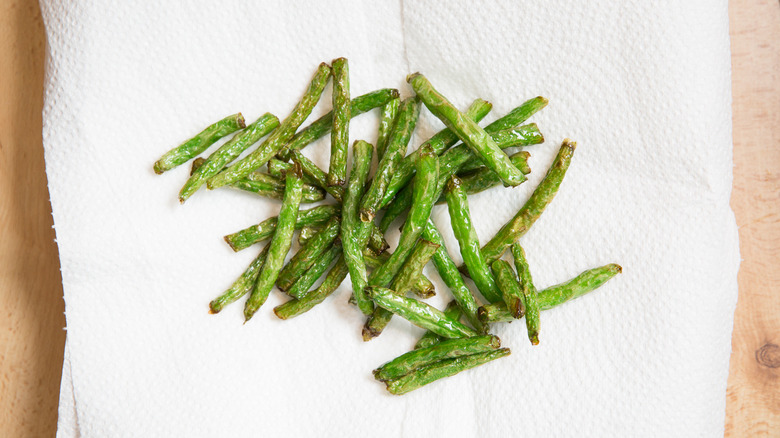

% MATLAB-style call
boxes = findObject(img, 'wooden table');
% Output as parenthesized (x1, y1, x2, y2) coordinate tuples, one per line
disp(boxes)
(0, 0, 777, 435)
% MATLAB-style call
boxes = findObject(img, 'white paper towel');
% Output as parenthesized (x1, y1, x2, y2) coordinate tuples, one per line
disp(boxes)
(42, 0, 738, 436)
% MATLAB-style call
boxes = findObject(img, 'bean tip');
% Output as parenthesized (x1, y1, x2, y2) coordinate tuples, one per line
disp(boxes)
(272, 306, 288, 320)
(153, 163, 164, 174)
(612, 264, 623, 274)
(405, 72, 422, 83)
(223, 236, 241, 253)
(562, 138, 577, 150)
(236, 112, 246, 129)
(359, 209, 375, 223)
(362, 326, 379, 342)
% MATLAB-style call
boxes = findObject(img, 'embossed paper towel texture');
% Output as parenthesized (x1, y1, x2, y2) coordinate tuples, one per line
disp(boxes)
(42, 0, 737, 436)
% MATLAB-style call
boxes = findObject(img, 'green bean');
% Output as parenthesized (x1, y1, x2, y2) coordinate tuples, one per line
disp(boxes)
(373, 335, 501, 382)
(415, 301, 462, 349)
(276, 217, 341, 292)
(366, 287, 477, 339)
(363, 240, 440, 341)
(378, 122, 541, 231)
(512, 243, 540, 345)
(341, 140, 376, 315)
(277, 88, 400, 160)
(445, 176, 502, 303)
(490, 260, 525, 319)
(286, 245, 342, 299)
(291, 151, 345, 201)
(229, 172, 325, 203)
(456, 124, 541, 172)
(328, 58, 350, 187)
(244, 163, 304, 321)
(368, 142, 438, 288)
(411, 276, 435, 299)
(477, 263, 623, 323)
(364, 251, 434, 299)
(298, 225, 321, 246)
(408, 73, 525, 187)
(208, 244, 269, 314)
(209, 63, 332, 189)
(273, 256, 349, 320)
(480, 139, 577, 264)
(359, 97, 420, 222)
(379, 99, 492, 208)
(154, 113, 246, 174)
(539, 263, 623, 309)
(224, 204, 339, 252)
(437, 151, 530, 203)
(375, 97, 400, 160)
(384, 348, 510, 395)
(422, 221, 487, 334)
(179, 113, 279, 202)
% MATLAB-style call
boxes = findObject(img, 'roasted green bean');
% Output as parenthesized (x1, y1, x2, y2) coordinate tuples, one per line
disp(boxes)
(366, 287, 477, 339)
(328, 58, 350, 187)
(445, 176, 502, 303)
(154, 113, 246, 174)
(375, 97, 400, 160)
(341, 140, 376, 315)
(512, 243, 540, 345)
(208, 243, 269, 314)
(480, 139, 576, 264)
(383, 348, 510, 395)
(244, 163, 304, 321)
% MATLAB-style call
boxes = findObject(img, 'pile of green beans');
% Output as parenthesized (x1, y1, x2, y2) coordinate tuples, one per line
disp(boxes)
(154, 61, 622, 395)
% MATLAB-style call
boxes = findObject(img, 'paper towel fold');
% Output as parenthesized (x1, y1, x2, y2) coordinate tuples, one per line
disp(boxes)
(43, 0, 738, 436)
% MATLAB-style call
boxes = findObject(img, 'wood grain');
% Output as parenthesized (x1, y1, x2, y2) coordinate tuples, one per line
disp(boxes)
(725, 0, 780, 436)
(0, 0, 65, 436)
(0, 0, 776, 436)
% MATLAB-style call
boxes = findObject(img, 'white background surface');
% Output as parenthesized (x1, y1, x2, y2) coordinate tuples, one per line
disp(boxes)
(43, 1, 738, 436)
